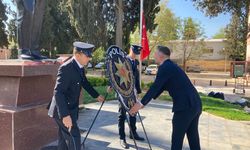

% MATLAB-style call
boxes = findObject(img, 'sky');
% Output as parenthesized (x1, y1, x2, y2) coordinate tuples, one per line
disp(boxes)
(3, 0, 231, 39)
(167, 0, 231, 38)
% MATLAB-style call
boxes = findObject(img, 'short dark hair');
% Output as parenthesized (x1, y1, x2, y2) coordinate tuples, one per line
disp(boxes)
(157, 45, 171, 56)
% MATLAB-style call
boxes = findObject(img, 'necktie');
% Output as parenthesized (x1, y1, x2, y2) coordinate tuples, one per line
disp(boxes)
(132, 60, 136, 70)
(80, 67, 85, 76)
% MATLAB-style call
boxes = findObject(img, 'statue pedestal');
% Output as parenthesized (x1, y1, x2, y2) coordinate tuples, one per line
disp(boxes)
(0, 60, 60, 150)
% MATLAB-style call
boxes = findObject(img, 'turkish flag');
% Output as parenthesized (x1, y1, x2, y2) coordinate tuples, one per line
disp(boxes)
(141, 13, 150, 60)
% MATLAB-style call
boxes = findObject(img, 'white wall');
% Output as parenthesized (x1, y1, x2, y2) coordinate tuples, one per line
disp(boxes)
(168, 39, 227, 61)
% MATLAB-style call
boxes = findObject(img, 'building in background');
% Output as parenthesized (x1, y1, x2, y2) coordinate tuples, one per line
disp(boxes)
(168, 39, 227, 62)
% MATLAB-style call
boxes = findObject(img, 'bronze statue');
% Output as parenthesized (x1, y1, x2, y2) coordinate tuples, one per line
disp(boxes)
(14, 0, 47, 59)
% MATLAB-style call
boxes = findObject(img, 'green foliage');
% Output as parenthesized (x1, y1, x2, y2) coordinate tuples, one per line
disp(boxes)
(40, 0, 79, 55)
(7, 18, 17, 44)
(159, 94, 172, 102)
(123, 0, 161, 50)
(212, 28, 226, 39)
(65, 0, 160, 51)
(0, 1, 8, 48)
(141, 81, 154, 90)
(82, 86, 116, 104)
(190, 0, 249, 60)
(10, 47, 18, 59)
(92, 47, 105, 66)
(86, 76, 109, 87)
(225, 14, 246, 60)
(131, 2, 181, 57)
(155, 3, 181, 41)
(65, 0, 108, 49)
(190, 0, 249, 18)
(181, 17, 203, 40)
(201, 95, 250, 121)
(158, 93, 250, 121)
(180, 17, 204, 70)
(141, 81, 145, 90)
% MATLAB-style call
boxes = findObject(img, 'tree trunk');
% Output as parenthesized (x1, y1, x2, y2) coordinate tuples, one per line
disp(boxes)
(115, 0, 123, 48)
(246, 2, 250, 61)
(183, 41, 188, 71)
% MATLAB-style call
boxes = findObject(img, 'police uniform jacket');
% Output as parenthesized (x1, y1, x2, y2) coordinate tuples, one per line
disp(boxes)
(48, 58, 99, 122)
(127, 57, 142, 94)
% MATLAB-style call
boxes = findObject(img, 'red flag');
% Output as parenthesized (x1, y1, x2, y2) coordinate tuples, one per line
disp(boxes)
(141, 13, 150, 60)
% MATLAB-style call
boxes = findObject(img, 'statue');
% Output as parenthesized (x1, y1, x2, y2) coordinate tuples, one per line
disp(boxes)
(14, 0, 47, 60)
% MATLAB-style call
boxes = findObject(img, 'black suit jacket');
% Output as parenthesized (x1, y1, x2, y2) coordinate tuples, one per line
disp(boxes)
(141, 59, 202, 112)
(48, 59, 99, 121)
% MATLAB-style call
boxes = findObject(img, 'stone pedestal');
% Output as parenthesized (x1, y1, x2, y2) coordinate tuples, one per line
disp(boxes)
(0, 60, 60, 150)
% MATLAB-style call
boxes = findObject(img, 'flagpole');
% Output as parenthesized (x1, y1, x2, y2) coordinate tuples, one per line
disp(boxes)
(139, 0, 143, 86)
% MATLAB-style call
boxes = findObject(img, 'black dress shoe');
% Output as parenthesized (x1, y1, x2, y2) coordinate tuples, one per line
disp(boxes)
(120, 139, 129, 149)
(130, 132, 145, 141)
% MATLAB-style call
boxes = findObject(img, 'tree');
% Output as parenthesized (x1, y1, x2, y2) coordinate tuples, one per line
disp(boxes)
(190, 0, 250, 60)
(0, 1, 8, 48)
(190, 0, 249, 17)
(149, 2, 181, 56)
(123, 0, 160, 51)
(115, 0, 124, 48)
(40, 0, 79, 57)
(92, 47, 105, 70)
(131, 2, 181, 59)
(5, 2, 18, 49)
(213, 28, 226, 39)
(65, 0, 108, 49)
(7, 18, 17, 45)
(65, 0, 160, 52)
(181, 17, 204, 70)
(155, 3, 181, 41)
(225, 13, 246, 60)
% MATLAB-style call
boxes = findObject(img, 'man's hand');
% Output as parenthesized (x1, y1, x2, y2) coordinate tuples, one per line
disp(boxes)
(97, 95, 105, 102)
(129, 101, 144, 116)
(62, 115, 72, 132)
(107, 86, 113, 93)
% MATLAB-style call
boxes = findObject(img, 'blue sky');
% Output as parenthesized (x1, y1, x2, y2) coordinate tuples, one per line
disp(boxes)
(3, 0, 230, 38)
(167, 0, 231, 38)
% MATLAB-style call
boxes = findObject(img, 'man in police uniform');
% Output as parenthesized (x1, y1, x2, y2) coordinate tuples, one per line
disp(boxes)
(48, 42, 105, 150)
(130, 45, 202, 150)
(108, 44, 145, 149)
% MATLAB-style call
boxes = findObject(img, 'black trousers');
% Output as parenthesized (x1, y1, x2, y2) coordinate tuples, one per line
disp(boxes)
(55, 118, 81, 150)
(118, 104, 137, 140)
(171, 108, 201, 150)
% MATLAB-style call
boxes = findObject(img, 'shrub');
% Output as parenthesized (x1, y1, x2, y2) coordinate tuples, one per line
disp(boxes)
(86, 76, 109, 86)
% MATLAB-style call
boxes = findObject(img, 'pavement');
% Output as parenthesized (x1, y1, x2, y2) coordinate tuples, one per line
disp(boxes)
(74, 99, 250, 150)
(44, 71, 250, 149)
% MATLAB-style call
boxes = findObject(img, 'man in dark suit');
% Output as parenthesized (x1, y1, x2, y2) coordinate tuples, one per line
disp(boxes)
(48, 41, 104, 150)
(107, 45, 145, 149)
(130, 45, 202, 150)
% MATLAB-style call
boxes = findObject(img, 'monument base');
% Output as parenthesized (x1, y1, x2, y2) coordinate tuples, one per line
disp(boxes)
(0, 105, 57, 150)
(0, 60, 60, 150)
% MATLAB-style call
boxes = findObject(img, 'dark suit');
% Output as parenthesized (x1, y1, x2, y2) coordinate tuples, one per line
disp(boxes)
(118, 57, 142, 140)
(48, 58, 99, 150)
(141, 59, 202, 150)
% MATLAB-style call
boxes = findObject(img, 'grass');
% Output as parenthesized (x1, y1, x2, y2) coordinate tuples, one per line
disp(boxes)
(82, 86, 116, 104)
(200, 95, 250, 121)
(141, 92, 250, 121)
(83, 86, 250, 121)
